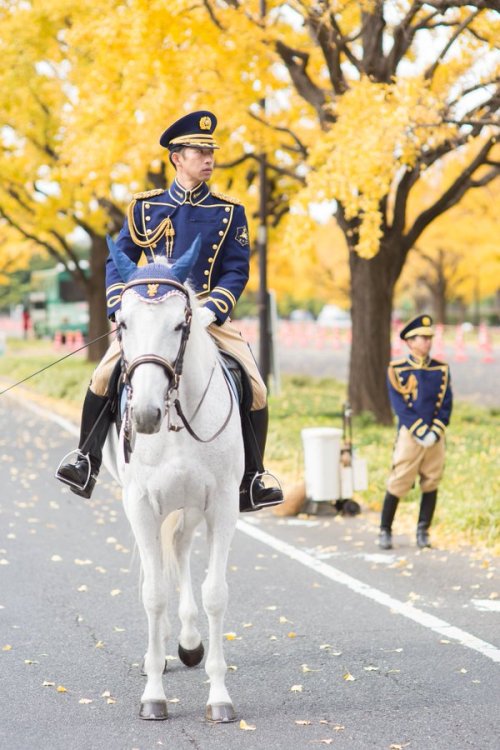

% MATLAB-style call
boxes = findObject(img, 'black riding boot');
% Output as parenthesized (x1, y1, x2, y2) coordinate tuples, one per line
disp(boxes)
(56, 389, 112, 499)
(378, 491, 400, 550)
(239, 406, 283, 512)
(417, 490, 437, 548)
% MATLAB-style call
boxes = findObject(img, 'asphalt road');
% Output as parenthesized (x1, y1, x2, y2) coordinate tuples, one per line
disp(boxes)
(1, 396, 499, 750)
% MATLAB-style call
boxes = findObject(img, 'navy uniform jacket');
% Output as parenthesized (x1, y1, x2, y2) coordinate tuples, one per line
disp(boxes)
(387, 354, 453, 441)
(106, 179, 250, 323)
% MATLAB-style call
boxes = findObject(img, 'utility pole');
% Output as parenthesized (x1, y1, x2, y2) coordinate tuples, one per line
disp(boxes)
(258, 0, 271, 384)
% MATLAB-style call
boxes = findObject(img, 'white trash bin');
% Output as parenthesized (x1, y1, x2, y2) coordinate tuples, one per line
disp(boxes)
(301, 427, 342, 502)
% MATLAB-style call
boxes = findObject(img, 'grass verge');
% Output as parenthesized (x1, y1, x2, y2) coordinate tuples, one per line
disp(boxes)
(1, 340, 498, 553)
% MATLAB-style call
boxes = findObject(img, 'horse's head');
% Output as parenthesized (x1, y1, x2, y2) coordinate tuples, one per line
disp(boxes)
(108, 234, 201, 434)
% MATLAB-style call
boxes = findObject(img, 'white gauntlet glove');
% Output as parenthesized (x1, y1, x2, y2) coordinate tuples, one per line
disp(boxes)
(422, 431, 438, 447)
(198, 306, 216, 328)
(414, 432, 437, 448)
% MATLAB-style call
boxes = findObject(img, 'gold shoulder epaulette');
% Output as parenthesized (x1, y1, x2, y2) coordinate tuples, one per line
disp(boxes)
(133, 188, 165, 200)
(210, 190, 242, 205)
(389, 357, 406, 367)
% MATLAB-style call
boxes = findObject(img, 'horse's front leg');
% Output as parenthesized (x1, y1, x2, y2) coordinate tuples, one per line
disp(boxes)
(202, 501, 238, 723)
(173, 507, 205, 666)
(124, 488, 169, 720)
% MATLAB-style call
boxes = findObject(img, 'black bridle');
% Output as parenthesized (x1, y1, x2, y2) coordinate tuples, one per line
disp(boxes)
(117, 276, 234, 461)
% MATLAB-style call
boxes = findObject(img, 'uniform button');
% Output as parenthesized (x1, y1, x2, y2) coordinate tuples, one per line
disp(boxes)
(218, 231, 224, 236)
(152, 243, 157, 248)
(223, 218, 228, 224)
(146, 216, 151, 221)
(203, 283, 208, 290)
(208, 257, 214, 262)
(145, 203, 150, 208)
(212, 244, 217, 250)
(146, 229, 152, 234)
(225, 207, 230, 212)
(204, 270, 209, 276)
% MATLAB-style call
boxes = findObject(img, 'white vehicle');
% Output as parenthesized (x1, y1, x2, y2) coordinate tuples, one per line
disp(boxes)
(316, 304, 351, 328)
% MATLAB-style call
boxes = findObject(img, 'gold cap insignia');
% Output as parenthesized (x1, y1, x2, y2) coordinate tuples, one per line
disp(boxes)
(199, 116, 212, 131)
(422, 316, 431, 326)
(147, 283, 159, 298)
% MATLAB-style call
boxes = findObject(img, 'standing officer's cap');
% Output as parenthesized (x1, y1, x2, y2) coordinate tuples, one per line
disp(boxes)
(400, 314, 434, 340)
(159, 110, 219, 150)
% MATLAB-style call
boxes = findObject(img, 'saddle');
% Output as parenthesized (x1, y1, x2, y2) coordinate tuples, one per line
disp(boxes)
(109, 351, 253, 438)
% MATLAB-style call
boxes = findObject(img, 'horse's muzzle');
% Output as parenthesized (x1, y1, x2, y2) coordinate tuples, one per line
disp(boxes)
(131, 404, 163, 434)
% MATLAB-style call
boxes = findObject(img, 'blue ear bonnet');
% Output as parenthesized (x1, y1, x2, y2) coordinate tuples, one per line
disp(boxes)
(126, 263, 186, 301)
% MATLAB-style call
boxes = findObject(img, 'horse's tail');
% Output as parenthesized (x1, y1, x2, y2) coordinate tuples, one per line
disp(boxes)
(161, 509, 183, 587)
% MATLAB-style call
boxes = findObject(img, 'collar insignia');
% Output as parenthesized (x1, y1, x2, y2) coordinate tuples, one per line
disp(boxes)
(147, 283, 159, 298)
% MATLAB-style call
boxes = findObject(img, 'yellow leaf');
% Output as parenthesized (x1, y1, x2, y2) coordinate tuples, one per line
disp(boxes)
(224, 632, 237, 641)
(110, 589, 121, 597)
(343, 672, 355, 681)
(2, 644, 12, 651)
(239, 719, 256, 731)
(95, 641, 105, 649)
(56, 686, 67, 693)
(288, 631, 297, 638)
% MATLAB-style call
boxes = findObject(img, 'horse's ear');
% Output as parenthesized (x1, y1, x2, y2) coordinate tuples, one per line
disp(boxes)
(171, 234, 202, 283)
(106, 234, 137, 282)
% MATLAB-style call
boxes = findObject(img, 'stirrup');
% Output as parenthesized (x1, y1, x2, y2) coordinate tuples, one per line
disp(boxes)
(55, 449, 92, 491)
(246, 470, 283, 511)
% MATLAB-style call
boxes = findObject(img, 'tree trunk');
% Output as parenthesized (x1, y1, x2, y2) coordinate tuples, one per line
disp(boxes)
(348, 243, 399, 424)
(87, 233, 110, 362)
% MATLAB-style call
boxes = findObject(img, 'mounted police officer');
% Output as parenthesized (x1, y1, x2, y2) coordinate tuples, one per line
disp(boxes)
(57, 110, 283, 513)
(378, 314, 453, 550)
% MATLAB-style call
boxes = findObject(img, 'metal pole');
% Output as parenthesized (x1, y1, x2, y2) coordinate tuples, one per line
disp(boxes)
(258, 0, 270, 384)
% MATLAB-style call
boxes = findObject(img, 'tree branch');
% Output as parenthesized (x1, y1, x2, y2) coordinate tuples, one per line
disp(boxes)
(275, 40, 333, 128)
(424, 9, 482, 82)
(405, 137, 498, 248)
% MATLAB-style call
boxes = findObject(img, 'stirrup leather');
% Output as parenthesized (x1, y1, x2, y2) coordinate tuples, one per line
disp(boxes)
(245, 470, 283, 511)
(55, 449, 93, 491)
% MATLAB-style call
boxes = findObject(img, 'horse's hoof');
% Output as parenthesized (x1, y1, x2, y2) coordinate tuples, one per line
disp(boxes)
(139, 700, 168, 721)
(205, 702, 236, 723)
(140, 658, 167, 676)
(178, 641, 204, 667)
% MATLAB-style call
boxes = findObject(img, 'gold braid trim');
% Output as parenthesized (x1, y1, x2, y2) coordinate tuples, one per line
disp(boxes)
(126, 199, 173, 249)
(210, 190, 242, 205)
(388, 367, 418, 400)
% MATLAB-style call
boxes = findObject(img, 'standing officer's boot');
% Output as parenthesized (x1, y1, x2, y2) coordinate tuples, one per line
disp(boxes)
(416, 489, 437, 548)
(239, 406, 283, 512)
(378, 492, 399, 550)
(56, 389, 112, 499)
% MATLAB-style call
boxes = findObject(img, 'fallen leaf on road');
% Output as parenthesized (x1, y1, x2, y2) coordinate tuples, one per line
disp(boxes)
(95, 641, 105, 649)
(56, 686, 67, 693)
(239, 720, 256, 731)
(389, 743, 410, 749)
(343, 672, 355, 681)
(79, 698, 93, 704)
(279, 616, 292, 624)
(2, 645, 12, 651)
(50, 555, 62, 562)
(110, 589, 121, 597)
(291, 684, 303, 692)
(302, 664, 321, 673)
(364, 665, 379, 671)
(295, 720, 312, 725)
(42, 681, 55, 687)
(77, 585, 88, 593)
(288, 631, 297, 638)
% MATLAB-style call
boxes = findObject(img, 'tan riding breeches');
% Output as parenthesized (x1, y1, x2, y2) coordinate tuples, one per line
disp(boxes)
(386, 426, 446, 497)
(90, 318, 267, 410)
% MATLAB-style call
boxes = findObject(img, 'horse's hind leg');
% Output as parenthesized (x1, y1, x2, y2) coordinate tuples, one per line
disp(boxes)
(124, 491, 169, 720)
(202, 503, 238, 723)
(172, 507, 205, 666)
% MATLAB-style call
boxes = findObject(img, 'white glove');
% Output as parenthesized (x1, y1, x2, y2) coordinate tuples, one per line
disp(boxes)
(414, 432, 437, 448)
(422, 432, 438, 447)
(198, 306, 216, 328)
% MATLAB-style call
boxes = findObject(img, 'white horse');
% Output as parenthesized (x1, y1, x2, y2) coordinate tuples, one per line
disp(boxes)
(103, 235, 244, 723)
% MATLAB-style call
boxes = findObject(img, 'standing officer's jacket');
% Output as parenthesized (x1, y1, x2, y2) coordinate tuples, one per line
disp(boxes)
(106, 178, 250, 324)
(387, 354, 453, 441)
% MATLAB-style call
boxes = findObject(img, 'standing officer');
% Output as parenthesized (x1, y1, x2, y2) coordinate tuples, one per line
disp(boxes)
(378, 314, 453, 549)
(57, 110, 283, 513)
